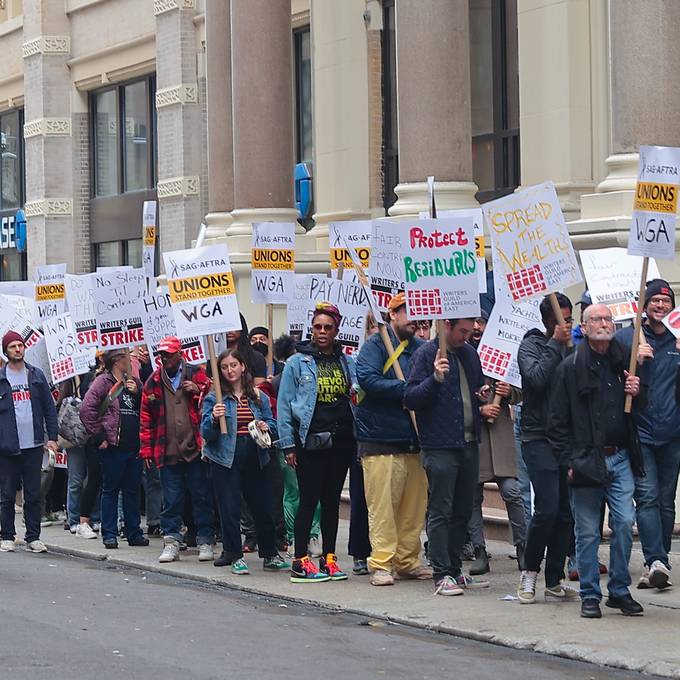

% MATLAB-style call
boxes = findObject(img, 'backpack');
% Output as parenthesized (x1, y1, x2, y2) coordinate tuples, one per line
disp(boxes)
(58, 396, 90, 448)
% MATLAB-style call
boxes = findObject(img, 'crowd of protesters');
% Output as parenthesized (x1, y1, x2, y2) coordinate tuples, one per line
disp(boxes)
(1, 280, 680, 619)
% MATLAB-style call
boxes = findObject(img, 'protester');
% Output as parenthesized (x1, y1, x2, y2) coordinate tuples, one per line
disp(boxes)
(200, 348, 289, 574)
(468, 380, 526, 575)
(404, 318, 490, 596)
(0, 331, 58, 553)
(225, 314, 267, 386)
(355, 292, 429, 585)
(572, 290, 592, 345)
(516, 293, 574, 603)
(365, 312, 379, 340)
(278, 302, 356, 583)
(80, 349, 149, 549)
(140, 336, 215, 563)
(249, 326, 284, 376)
(470, 311, 489, 350)
(615, 279, 678, 591)
(414, 320, 432, 341)
(549, 303, 645, 618)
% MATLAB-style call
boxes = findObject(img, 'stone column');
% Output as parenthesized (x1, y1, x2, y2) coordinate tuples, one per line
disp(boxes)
(228, 0, 300, 249)
(307, 0, 374, 247)
(389, 0, 478, 216)
(204, 0, 233, 240)
(571, 1, 680, 257)
(154, 0, 205, 254)
(22, 1, 77, 275)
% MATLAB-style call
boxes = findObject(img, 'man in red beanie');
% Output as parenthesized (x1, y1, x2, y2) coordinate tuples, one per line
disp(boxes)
(140, 336, 214, 563)
(0, 331, 58, 553)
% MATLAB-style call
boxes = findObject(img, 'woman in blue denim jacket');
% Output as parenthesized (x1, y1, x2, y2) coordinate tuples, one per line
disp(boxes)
(278, 302, 357, 583)
(201, 348, 289, 574)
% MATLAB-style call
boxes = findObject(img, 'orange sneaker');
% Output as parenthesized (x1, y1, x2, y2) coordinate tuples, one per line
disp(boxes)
(319, 553, 348, 581)
(290, 555, 331, 583)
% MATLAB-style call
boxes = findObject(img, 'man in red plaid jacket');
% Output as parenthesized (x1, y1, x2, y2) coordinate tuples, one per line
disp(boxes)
(140, 336, 215, 564)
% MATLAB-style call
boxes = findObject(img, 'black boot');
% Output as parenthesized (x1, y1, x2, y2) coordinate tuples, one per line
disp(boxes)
(470, 546, 490, 576)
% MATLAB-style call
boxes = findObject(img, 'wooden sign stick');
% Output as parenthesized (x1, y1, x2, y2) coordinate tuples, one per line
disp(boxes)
(207, 334, 228, 434)
(266, 303, 274, 376)
(625, 256, 649, 414)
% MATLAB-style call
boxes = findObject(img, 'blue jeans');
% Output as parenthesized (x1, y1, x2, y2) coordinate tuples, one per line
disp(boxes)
(143, 461, 162, 528)
(66, 447, 100, 527)
(570, 450, 635, 601)
(635, 440, 680, 568)
(159, 458, 215, 545)
(421, 443, 479, 580)
(522, 439, 572, 587)
(101, 449, 143, 542)
(513, 405, 532, 522)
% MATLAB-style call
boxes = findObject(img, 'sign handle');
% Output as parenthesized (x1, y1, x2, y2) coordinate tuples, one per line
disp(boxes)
(486, 391, 504, 425)
(548, 292, 573, 348)
(266, 303, 274, 376)
(625, 256, 649, 414)
(207, 334, 228, 434)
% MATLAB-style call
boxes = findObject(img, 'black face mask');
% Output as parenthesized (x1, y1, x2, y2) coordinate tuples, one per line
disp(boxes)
(252, 341, 268, 357)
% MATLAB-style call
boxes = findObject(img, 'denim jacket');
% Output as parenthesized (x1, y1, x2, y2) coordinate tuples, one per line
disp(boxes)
(276, 346, 357, 451)
(200, 390, 277, 469)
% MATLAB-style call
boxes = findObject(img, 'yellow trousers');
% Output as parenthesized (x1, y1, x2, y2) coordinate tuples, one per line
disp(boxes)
(362, 453, 428, 573)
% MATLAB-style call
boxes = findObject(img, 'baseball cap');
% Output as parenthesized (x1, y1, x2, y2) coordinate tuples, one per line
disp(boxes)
(387, 292, 406, 312)
(157, 336, 182, 354)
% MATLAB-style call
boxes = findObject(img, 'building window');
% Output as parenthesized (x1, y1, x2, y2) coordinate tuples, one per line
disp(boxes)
(381, 0, 398, 212)
(470, 0, 520, 202)
(91, 76, 156, 198)
(0, 109, 24, 211)
(93, 238, 143, 269)
(294, 26, 313, 165)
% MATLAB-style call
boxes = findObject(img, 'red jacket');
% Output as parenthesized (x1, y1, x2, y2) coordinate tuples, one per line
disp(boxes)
(139, 364, 211, 467)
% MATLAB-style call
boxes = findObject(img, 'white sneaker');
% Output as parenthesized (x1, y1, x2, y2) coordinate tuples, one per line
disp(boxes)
(0, 539, 15, 552)
(518, 570, 537, 604)
(26, 540, 47, 553)
(159, 537, 180, 563)
(648, 560, 672, 590)
(308, 536, 322, 557)
(75, 523, 97, 540)
(198, 543, 215, 562)
(91, 523, 101, 533)
(69, 524, 77, 534)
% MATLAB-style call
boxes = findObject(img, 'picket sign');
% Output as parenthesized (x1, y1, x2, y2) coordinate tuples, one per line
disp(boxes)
(64, 273, 98, 348)
(625, 146, 680, 413)
(35, 263, 67, 323)
(142, 200, 158, 284)
(329, 220, 372, 284)
(42, 313, 92, 383)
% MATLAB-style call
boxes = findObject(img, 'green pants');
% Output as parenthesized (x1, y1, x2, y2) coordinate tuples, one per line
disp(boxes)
(278, 450, 320, 542)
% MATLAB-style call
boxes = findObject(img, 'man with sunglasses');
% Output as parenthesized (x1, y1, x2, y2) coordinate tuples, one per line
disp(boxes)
(616, 279, 678, 591)
(140, 336, 214, 563)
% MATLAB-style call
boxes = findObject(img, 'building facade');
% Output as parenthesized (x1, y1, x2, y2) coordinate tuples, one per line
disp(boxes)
(0, 0, 679, 305)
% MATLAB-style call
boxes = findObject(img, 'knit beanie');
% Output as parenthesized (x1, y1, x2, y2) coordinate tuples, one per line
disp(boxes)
(644, 279, 675, 308)
(2, 331, 24, 355)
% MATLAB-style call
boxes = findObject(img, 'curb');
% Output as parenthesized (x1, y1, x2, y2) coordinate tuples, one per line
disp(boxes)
(43, 541, 680, 679)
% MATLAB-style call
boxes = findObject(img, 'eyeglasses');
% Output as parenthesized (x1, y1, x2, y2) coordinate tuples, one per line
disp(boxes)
(648, 296, 673, 307)
(587, 315, 613, 324)
(312, 323, 335, 332)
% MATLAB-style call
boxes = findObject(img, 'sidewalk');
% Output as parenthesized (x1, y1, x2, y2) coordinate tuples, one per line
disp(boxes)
(34, 520, 680, 678)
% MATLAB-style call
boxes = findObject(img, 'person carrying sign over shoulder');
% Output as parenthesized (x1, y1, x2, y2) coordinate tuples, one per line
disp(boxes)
(404, 318, 490, 596)
(278, 302, 357, 583)
(615, 279, 678, 592)
(355, 293, 431, 586)
(0, 331, 58, 554)
(516, 293, 575, 604)
(549, 303, 645, 619)
(140, 336, 215, 564)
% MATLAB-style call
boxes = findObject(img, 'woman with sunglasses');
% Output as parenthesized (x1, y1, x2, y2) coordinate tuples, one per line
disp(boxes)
(200, 348, 289, 574)
(278, 302, 357, 583)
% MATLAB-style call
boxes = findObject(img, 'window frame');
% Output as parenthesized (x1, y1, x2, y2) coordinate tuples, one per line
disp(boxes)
(0, 107, 25, 212)
(293, 25, 312, 165)
(90, 75, 157, 199)
(381, 0, 399, 213)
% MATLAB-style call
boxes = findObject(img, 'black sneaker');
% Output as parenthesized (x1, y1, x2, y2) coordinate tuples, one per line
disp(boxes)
(128, 535, 150, 547)
(605, 593, 644, 616)
(147, 525, 162, 537)
(103, 538, 118, 549)
(580, 598, 602, 618)
(213, 551, 232, 567)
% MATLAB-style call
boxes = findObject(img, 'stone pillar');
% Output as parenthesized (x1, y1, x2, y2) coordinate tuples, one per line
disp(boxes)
(517, 0, 606, 220)
(155, 0, 205, 255)
(228, 0, 300, 249)
(22, 1, 77, 275)
(307, 0, 374, 247)
(204, 0, 233, 240)
(571, 0, 680, 263)
(389, 0, 477, 216)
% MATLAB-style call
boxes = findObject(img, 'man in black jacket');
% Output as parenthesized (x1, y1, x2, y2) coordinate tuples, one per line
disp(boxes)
(0, 331, 58, 554)
(549, 303, 644, 618)
(516, 293, 574, 604)
(404, 318, 489, 596)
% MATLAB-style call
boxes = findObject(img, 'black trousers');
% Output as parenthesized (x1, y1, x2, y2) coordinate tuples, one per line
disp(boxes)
(80, 443, 103, 519)
(0, 447, 43, 543)
(348, 449, 371, 559)
(294, 435, 352, 559)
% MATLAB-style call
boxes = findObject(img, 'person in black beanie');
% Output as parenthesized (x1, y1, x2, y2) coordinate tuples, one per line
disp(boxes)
(615, 278, 677, 592)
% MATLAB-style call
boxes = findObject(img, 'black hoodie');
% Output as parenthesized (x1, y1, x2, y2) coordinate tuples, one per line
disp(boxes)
(517, 327, 573, 441)
(297, 340, 353, 436)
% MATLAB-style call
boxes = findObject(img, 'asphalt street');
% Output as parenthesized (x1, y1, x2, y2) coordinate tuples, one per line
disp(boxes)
(0, 550, 663, 680)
